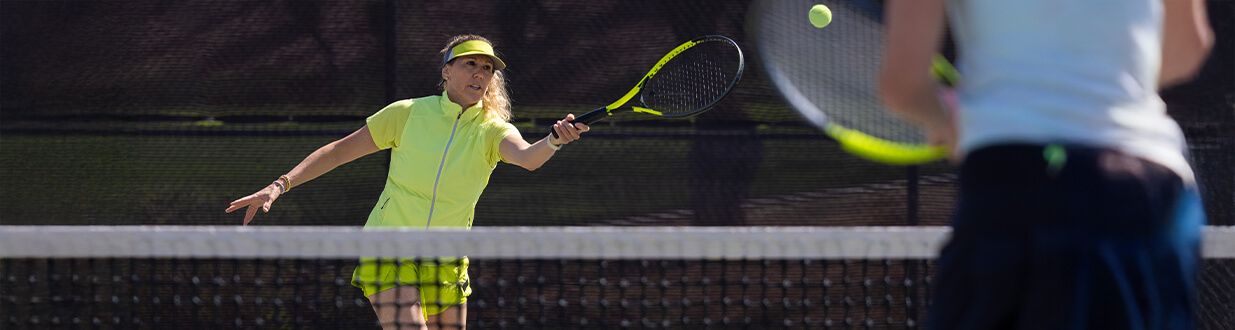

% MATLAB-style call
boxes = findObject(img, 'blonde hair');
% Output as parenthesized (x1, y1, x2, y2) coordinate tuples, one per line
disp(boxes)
(438, 35, 512, 122)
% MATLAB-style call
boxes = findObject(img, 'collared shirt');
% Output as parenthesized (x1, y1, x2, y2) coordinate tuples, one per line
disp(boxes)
(364, 91, 520, 228)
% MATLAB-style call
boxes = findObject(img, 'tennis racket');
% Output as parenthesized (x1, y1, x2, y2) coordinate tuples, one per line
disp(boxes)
(749, 0, 960, 165)
(551, 35, 746, 138)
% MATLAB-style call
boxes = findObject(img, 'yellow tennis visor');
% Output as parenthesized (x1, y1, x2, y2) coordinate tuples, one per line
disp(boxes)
(442, 40, 507, 70)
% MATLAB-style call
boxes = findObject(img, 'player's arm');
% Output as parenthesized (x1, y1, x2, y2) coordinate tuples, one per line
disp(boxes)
(499, 114, 589, 171)
(878, 0, 954, 148)
(281, 126, 381, 190)
(226, 126, 380, 224)
(1160, 0, 1214, 88)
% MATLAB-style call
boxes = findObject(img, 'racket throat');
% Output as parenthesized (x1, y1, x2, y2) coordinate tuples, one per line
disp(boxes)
(631, 107, 661, 116)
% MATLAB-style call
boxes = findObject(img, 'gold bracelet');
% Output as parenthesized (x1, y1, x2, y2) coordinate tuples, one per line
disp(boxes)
(278, 175, 292, 192)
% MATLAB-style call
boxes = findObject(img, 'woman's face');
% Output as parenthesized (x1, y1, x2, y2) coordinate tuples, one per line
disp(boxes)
(441, 54, 496, 108)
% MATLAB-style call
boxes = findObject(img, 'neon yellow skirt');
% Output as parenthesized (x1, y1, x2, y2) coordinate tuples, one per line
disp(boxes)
(350, 257, 471, 316)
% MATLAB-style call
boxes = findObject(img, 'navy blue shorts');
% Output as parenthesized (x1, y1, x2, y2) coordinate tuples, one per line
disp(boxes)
(927, 144, 1205, 330)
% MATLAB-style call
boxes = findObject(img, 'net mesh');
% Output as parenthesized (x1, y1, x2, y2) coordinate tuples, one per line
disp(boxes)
(2, 226, 1233, 329)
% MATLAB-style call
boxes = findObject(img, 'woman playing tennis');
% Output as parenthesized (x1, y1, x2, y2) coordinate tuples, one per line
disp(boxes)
(226, 34, 589, 329)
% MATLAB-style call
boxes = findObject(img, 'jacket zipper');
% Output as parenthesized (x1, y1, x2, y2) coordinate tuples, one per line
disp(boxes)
(425, 110, 464, 228)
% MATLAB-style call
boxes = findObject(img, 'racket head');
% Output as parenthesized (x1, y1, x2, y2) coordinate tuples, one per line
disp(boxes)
(749, 0, 946, 165)
(635, 35, 746, 119)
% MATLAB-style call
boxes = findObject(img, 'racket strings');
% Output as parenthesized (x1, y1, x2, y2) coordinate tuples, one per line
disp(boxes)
(642, 41, 743, 116)
(753, 0, 929, 144)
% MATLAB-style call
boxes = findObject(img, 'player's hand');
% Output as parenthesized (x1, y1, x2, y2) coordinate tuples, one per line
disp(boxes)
(225, 183, 282, 225)
(549, 114, 590, 146)
(930, 88, 960, 163)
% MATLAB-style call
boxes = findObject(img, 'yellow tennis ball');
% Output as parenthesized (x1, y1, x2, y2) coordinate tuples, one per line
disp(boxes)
(809, 4, 833, 29)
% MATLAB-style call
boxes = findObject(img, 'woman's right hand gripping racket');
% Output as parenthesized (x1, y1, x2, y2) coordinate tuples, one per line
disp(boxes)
(750, 0, 960, 165)
(551, 35, 746, 138)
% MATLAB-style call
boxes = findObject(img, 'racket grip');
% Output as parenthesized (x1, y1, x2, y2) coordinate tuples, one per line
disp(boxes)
(549, 107, 608, 138)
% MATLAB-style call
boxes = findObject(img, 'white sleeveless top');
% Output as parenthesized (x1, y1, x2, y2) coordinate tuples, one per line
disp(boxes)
(948, 0, 1193, 181)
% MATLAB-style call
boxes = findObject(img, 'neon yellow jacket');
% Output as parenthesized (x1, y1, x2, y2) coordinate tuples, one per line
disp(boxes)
(364, 92, 519, 229)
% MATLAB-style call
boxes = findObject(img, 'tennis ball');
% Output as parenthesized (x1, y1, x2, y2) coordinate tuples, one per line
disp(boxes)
(809, 4, 832, 29)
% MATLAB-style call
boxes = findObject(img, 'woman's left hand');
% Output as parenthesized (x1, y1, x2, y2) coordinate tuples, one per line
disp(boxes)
(931, 88, 960, 163)
(550, 113, 590, 145)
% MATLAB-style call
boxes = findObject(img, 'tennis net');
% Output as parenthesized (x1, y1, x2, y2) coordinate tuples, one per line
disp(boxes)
(2, 226, 1233, 329)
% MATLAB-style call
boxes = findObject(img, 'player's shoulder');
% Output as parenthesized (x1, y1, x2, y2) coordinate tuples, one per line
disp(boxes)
(479, 116, 515, 129)
(409, 94, 441, 104)
(376, 98, 412, 112)
(480, 116, 519, 136)
(392, 96, 435, 108)
(379, 95, 443, 115)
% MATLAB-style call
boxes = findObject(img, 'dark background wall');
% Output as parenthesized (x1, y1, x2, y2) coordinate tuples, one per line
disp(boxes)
(2, 0, 1229, 227)
(1, 1, 1231, 328)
